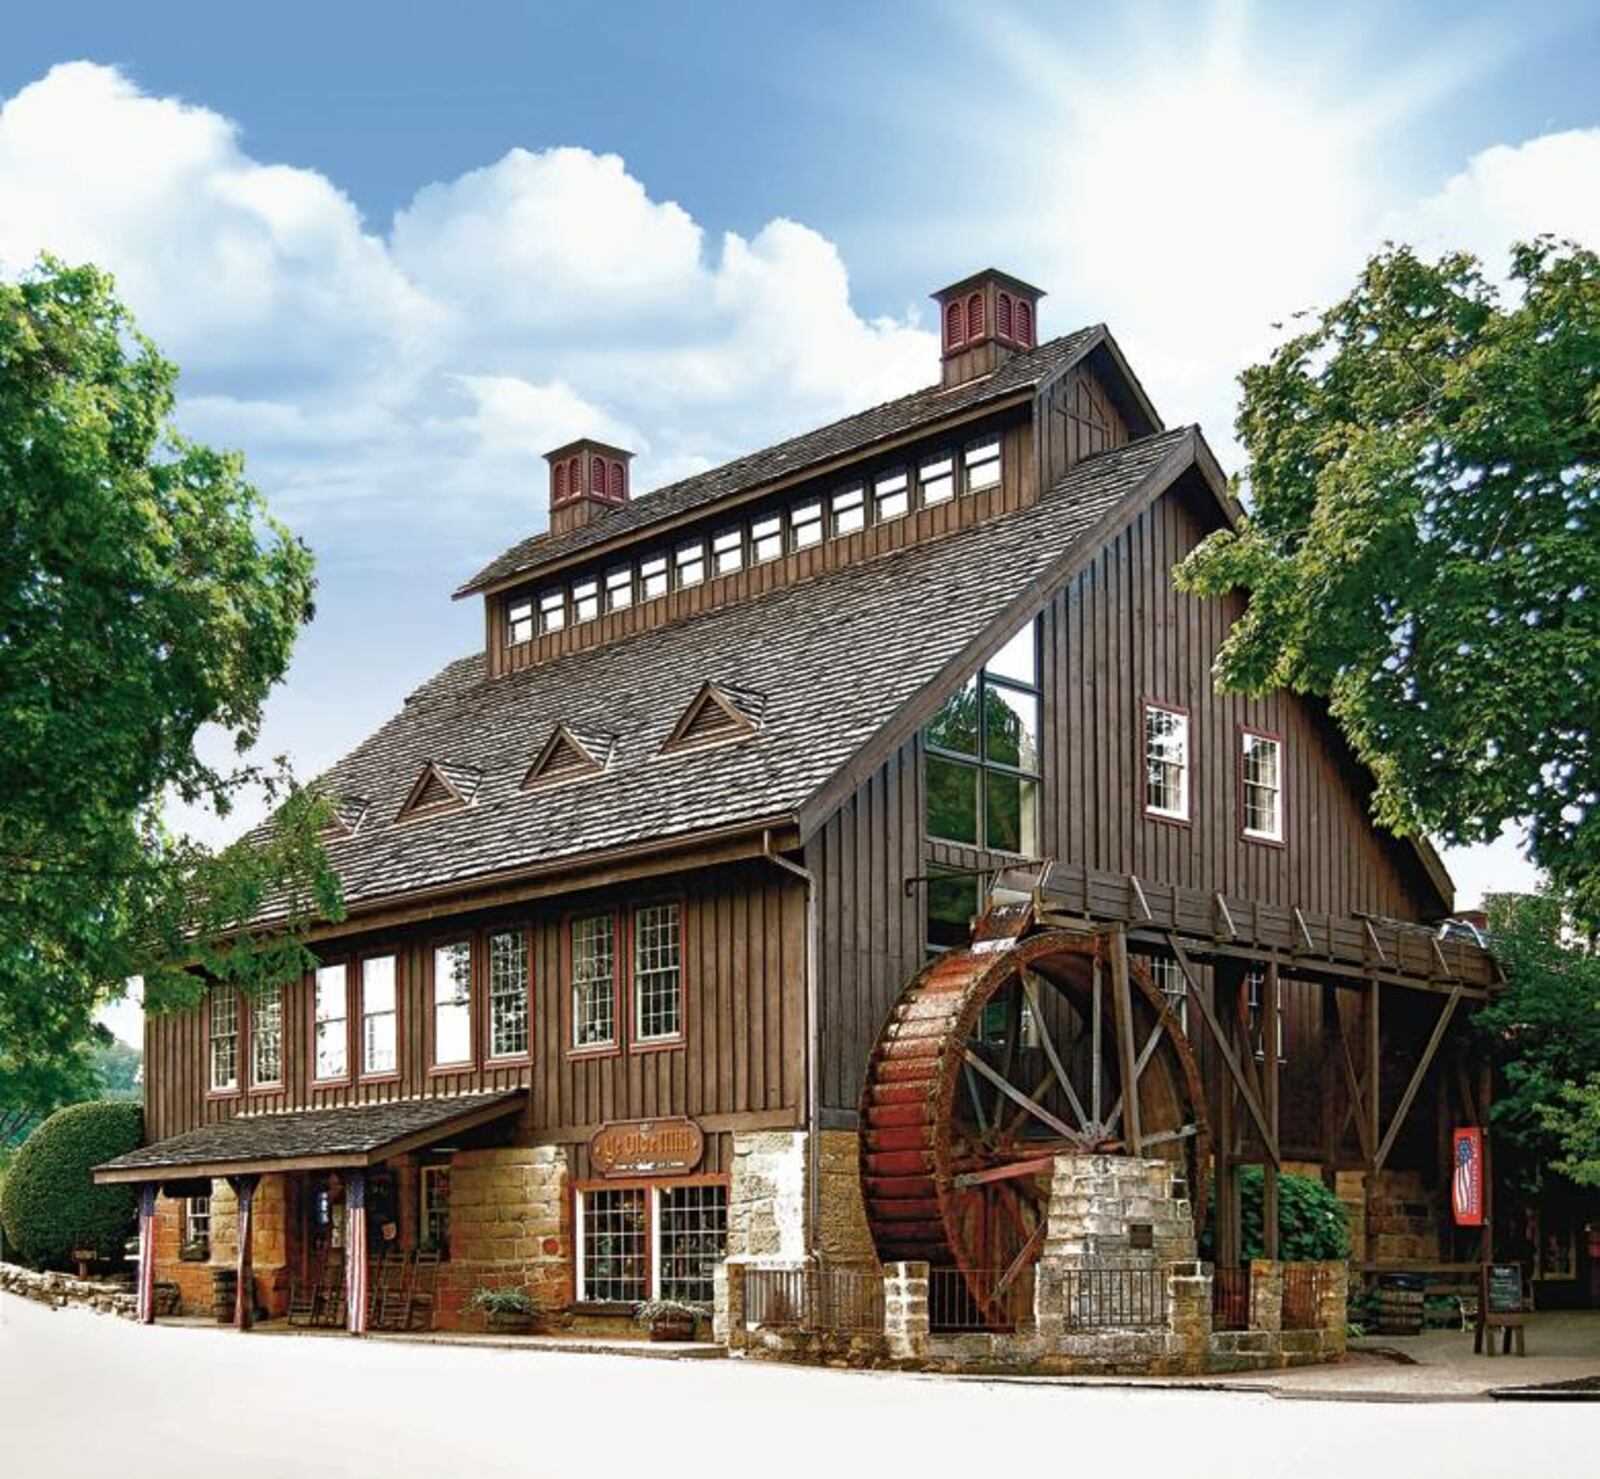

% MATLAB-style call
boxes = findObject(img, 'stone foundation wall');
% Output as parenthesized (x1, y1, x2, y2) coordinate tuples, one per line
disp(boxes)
(0, 1261, 136, 1319)
(728, 1131, 808, 1261)
(439, 1145, 570, 1329)
(152, 1177, 293, 1319)
(816, 1130, 876, 1266)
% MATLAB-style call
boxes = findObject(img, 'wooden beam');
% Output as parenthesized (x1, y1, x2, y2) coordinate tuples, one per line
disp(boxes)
(1367, 979, 1382, 1169)
(1263, 962, 1281, 1259)
(1109, 927, 1143, 1154)
(962, 1050, 1082, 1142)
(1374, 987, 1464, 1173)
(1212, 891, 1237, 940)
(1129, 873, 1154, 922)
(1334, 998, 1375, 1165)
(1292, 907, 1316, 954)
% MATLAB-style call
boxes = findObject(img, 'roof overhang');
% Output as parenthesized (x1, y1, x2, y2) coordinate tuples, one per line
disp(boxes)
(93, 1091, 526, 1185)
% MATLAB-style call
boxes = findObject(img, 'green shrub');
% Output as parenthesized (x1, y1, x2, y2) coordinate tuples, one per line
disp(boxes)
(1201, 1166, 1351, 1262)
(0, 1101, 142, 1270)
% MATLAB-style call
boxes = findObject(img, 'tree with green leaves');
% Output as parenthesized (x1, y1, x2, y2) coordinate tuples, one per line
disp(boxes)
(1177, 239, 1600, 926)
(0, 257, 343, 1105)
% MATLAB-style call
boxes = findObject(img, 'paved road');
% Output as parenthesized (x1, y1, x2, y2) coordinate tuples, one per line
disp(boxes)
(2, 1292, 1596, 1479)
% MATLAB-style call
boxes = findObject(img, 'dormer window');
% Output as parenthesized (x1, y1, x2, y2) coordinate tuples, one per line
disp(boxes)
(790, 500, 823, 551)
(675, 539, 705, 589)
(751, 515, 782, 564)
(712, 528, 744, 577)
(641, 555, 669, 600)
(965, 437, 1001, 492)
(573, 578, 599, 624)
(605, 567, 633, 613)
(539, 589, 566, 634)
(508, 598, 534, 646)
(874, 471, 909, 522)
(832, 485, 865, 536)
(920, 454, 955, 506)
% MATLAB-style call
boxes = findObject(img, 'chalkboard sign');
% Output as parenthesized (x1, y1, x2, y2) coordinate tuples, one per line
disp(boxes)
(1486, 1263, 1524, 1315)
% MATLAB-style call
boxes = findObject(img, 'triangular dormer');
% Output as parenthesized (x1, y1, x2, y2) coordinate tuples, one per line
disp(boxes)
(321, 794, 370, 841)
(395, 761, 481, 824)
(523, 723, 613, 790)
(662, 681, 766, 754)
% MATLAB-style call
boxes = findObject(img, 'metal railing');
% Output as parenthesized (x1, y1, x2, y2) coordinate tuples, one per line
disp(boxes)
(743, 1264, 885, 1335)
(744, 1267, 809, 1330)
(1281, 1263, 1330, 1330)
(1060, 1265, 1167, 1330)
(1211, 1265, 1250, 1331)
(928, 1267, 1034, 1332)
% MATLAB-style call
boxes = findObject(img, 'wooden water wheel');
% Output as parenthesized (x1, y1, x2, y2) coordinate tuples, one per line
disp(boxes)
(860, 897, 1209, 1330)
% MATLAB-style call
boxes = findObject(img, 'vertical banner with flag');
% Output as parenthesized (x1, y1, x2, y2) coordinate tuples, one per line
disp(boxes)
(1453, 1127, 1484, 1227)
(136, 1184, 157, 1325)
(346, 1170, 368, 1334)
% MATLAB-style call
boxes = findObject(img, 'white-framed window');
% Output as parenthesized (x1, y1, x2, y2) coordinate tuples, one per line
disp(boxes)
(538, 589, 565, 635)
(1144, 704, 1190, 821)
(572, 578, 599, 624)
(250, 982, 282, 1087)
(633, 903, 682, 1042)
(420, 1164, 451, 1254)
(209, 992, 238, 1092)
(432, 941, 472, 1066)
(1246, 969, 1287, 1063)
(674, 540, 704, 589)
(790, 500, 823, 551)
(488, 929, 530, 1059)
(314, 963, 348, 1081)
(964, 437, 1001, 491)
(577, 1186, 647, 1303)
(712, 528, 744, 576)
(920, 453, 955, 506)
(604, 567, 633, 613)
(1242, 730, 1284, 841)
(640, 554, 669, 601)
(507, 598, 534, 646)
(874, 470, 909, 521)
(361, 955, 397, 1076)
(751, 514, 783, 563)
(184, 1196, 211, 1254)
(571, 913, 617, 1050)
(1147, 956, 1188, 1030)
(655, 1183, 728, 1304)
(831, 484, 865, 536)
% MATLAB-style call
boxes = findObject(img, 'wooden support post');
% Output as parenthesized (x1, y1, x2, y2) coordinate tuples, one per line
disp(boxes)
(1366, 979, 1382, 1173)
(1215, 960, 1239, 1271)
(1109, 926, 1143, 1154)
(227, 1173, 259, 1332)
(1373, 986, 1463, 1173)
(1320, 984, 1340, 1190)
(1263, 962, 1281, 1260)
(1479, 1058, 1495, 1265)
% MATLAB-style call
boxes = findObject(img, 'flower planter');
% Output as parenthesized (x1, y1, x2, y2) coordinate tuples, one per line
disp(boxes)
(648, 1313, 697, 1343)
(485, 1309, 536, 1335)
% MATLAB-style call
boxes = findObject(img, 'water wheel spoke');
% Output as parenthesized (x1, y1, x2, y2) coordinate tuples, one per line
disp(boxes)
(962, 1061, 990, 1135)
(1021, 972, 1092, 1133)
(962, 1049, 1079, 1141)
(1140, 1122, 1200, 1148)
(1005, 1067, 1062, 1138)
(1105, 1018, 1166, 1136)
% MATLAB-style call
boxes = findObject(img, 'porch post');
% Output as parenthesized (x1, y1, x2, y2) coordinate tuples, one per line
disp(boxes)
(136, 1185, 157, 1325)
(346, 1169, 368, 1335)
(227, 1174, 259, 1331)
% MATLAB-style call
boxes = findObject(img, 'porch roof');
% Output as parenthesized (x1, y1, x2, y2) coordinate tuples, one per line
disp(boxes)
(92, 1091, 525, 1184)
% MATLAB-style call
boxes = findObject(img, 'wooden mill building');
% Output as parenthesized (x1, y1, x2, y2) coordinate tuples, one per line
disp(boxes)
(98, 269, 1498, 1337)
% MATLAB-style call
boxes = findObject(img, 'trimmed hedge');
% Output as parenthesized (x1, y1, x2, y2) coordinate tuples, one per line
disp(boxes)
(0, 1101, 143, 1270)
(1201, 1166, 1351, 1262)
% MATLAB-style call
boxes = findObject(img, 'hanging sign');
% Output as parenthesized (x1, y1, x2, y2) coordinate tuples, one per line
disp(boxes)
(1452, 1127, 1484, 1227)
(590, 1117, 704, 1178)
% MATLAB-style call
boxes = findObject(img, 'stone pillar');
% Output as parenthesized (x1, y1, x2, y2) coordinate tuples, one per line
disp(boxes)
(816, 1130, 876, 1266)
(728, 1131, 808, 1261)
(714, 1259, 749, 1349)
(1315, 1260, 1349, 1358)
(1165, 1260, 1212, 1372)
(883, 1261, 929, 1362)
(1248, 1258, 1283, 1333)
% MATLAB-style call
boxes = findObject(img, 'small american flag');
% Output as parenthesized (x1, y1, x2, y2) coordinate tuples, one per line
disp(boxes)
(1453, 1128, 1483, 1226)
(136, 1186, 157, 1324)
(345, 1172, 368, 1334)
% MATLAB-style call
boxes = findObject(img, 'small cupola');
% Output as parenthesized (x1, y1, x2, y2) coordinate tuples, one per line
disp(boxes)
(545, 438, 634, 539)
(932, 269, 1045, 389)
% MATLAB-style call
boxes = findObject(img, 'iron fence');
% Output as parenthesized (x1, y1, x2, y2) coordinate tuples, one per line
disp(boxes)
(1211, 1265, 1250, 1331)
(928, 1267, 1034, 1332)
(1281, 1263, 1330, 1331)
(743, 1264, 885, 1334)
(1060, 1264, 1167, 1330)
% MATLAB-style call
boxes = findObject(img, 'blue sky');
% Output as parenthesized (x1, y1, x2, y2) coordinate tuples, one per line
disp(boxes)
(2, 2, 1596, 1043)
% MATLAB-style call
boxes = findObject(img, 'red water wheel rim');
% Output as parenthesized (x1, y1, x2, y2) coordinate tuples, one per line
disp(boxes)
(860, 930, 1210, 1331)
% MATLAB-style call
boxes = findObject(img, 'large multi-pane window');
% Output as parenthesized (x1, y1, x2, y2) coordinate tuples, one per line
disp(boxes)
(1147, 956, 1188, 1030)
(432, 941, 472, 1065)
(831, 484, 865, 536)
(634, 903, 682, 1042)
(251, 983, 282, 1087)
(964, 437, 1001, 491)
(362, 955, 397, 1075)
(579, 1187, 647, 1302)
(919, 453, 955, 506)
(507, 598, 534, 646)
(712, 528, 744, 576)
(571, 913, 617, 1050)
(751, 515, 783, 563)
(538, 589, 565, 635)
(604, 567, 633, 613)
(488, 930, 530, 1059)
(1242, 730, 1284, 841)
(656, 1184, 728, 1303)
(1144, 704, 1190, 821)
(572, 578, 600, 623)
(675, 540, 705, 589)
(874, 470, 909, 521)
(640, 555, 669, 601)
(314, 964, 348, 1080)
(924, 619, 1041, 855)
(184, 1196, 211, 1254)
(209, 992, 238, 1092)
(927, 867, 981, 954)
(790, 500, 823, 551)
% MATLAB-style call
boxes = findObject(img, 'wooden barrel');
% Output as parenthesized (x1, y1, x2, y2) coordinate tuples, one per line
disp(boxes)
(1376, 1276, 1425, 1335)
(211, 1268, 238, 1323)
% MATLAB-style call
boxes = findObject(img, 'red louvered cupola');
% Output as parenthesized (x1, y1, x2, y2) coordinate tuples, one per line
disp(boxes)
(932, 269, 1045, 389)
(544, 437, 634, 538)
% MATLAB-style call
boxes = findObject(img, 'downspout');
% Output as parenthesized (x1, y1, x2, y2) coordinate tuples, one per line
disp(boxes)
(762, 829, 821, 1258)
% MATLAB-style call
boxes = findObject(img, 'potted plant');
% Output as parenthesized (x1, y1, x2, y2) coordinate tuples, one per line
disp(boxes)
(634, 1298, 705, 1342)
(178, 1240, 209, 1263)
(468, 1286, 543, 1335)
